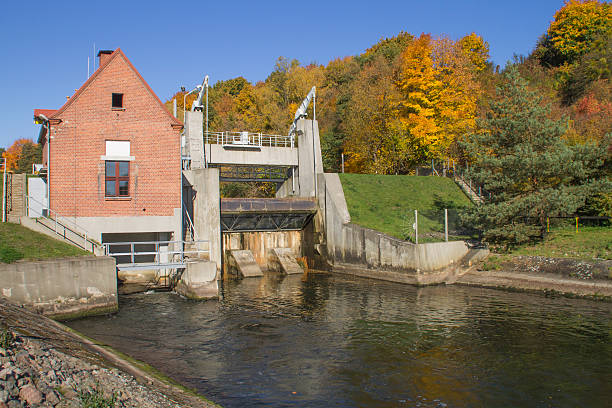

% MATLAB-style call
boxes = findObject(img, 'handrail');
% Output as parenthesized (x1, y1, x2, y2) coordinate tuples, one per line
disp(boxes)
(183, 202, 198, 241)
(103, 239, 209, 266)
(24, 194, 100, 252)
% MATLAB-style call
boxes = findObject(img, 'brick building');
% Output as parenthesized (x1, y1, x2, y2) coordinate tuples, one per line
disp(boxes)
(34, 49, 183, 244)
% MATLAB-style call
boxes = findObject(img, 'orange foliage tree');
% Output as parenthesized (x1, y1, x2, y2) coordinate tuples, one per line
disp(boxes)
(2, 139, 36, 172)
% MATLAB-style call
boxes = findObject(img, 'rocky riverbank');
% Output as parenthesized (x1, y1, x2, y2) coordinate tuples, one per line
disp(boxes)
(0, 298, 218, 407)
(458, 255, 612, 300)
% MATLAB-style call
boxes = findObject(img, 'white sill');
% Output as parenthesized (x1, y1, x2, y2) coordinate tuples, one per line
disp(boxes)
(105, 196, 132, 201)
(100, 155, 135, 161)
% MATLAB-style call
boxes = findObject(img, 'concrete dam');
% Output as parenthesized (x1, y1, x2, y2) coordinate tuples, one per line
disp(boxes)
(177, 101, 487, 298)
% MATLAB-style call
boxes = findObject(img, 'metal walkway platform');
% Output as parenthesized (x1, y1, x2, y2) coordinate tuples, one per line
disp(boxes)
(103, 240, 209, 271)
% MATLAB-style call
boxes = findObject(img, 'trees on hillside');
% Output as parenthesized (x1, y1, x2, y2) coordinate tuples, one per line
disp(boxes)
(2, 139, 42, 173)
(538, 0, 611, 67)
(165, 31, 490, 175)
(461, 67, 610, 247)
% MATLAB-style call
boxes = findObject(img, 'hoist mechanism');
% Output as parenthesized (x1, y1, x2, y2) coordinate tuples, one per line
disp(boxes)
(191, 75, 209, 111)
(288, 86, 316, 136)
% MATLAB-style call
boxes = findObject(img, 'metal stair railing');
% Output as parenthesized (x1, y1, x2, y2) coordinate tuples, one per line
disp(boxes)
(453, 174, 484, 204)
(183, 202, 198, 241)
(24, 194, 100, 253)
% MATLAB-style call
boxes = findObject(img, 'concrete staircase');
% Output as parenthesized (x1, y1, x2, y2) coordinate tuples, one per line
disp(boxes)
(6, 174, 25, 223)
(454, 176, 484, 205)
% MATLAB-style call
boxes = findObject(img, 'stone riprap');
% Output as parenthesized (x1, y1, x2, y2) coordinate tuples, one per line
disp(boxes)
(0, 298, 217, 408)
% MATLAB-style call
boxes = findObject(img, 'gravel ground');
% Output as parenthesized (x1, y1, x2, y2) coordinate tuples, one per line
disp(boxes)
(0, 331, 183, 407)
(0, 298, 217, 408)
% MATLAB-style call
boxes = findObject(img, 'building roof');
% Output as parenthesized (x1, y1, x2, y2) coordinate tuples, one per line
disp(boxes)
(33, 109, 58, 120)
(33, 48, 182, 129)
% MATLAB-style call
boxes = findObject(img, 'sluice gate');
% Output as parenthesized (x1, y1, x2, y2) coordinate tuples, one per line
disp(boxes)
(220, 198, 316, 232)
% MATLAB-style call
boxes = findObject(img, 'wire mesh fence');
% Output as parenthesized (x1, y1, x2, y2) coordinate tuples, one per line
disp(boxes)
(400, 208, 476, 244)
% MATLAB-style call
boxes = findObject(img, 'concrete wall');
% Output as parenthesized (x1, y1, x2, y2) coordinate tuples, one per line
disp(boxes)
(206, 144, 298, 167)
(0, 256, 118, 319)
(65, 208, 181, 243)
(27, 177, 47, 218)
(185, 111, 204, 169)
(223, 230, 302, 269)
(297, 119, 323, 198)
(317, 173, 473, 285)
(275, 119, 323, 198)
(184, 168, 221, 273)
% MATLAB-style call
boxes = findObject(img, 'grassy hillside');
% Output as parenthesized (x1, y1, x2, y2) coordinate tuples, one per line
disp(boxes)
(338, 174, 473, 242)
(0, 222, 88, 263)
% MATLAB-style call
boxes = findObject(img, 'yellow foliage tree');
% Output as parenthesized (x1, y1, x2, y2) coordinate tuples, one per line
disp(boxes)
(457, 32, 490, 72)
(544, 0, 612, 65)
(394, 34, 479, 162)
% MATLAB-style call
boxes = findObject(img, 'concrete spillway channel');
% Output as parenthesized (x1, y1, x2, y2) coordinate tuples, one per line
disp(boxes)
(221, 198, 316, 277)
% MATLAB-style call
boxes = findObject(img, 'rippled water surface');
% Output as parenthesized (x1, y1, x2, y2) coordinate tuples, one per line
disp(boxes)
(68, 273, 612, 407)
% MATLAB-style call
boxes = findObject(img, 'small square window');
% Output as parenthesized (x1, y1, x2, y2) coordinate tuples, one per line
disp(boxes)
(112, 93, 123, 108)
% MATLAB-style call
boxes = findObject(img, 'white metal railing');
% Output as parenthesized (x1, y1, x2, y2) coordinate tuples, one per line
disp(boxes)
(103, 239, 209, 268)
(24, 194, 100, 252)
(204, 131, 295, 148)
(183, 202, 198, 241)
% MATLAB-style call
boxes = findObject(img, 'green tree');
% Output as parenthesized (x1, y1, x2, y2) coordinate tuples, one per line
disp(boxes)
(461, 67, 611, 248)
(16, 143, 42, 174)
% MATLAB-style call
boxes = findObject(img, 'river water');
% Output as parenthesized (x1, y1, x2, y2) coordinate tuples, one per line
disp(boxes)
(68, 272, 612, 407)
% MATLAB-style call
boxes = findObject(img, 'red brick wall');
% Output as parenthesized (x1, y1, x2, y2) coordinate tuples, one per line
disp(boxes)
(48, 52, 181, 218)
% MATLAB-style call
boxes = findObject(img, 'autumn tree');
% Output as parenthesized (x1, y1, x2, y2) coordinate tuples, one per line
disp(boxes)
(537, 0, 611, 67)
(461, 67, 611, 247)
(457, 32, 490, 73)
(394, 34, 479, 163)
(317, 57, 360, 171)
(344, 54, 403, 173)
(2, 139, 40, 173)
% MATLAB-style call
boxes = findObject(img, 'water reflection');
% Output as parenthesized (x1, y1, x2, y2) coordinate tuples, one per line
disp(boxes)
(68, 272, 612, 408)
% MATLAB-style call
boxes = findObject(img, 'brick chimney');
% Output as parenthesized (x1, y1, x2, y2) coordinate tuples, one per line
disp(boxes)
(97, 50, 114, 67)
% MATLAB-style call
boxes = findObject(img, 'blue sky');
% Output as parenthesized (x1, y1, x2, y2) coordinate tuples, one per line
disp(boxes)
(0, 0, 565, 148)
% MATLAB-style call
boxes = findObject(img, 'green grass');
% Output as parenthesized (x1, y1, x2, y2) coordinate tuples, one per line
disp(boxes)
(338, 174, 473, 241)
(510, 226, 612, 260)
(0, 222, 88, 263)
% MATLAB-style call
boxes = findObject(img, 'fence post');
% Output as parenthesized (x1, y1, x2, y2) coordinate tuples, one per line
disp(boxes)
(547, 217, 549, 233)
(414, 209, 418, 244)
(575, 216, 579, 233)
(444, 209, 448, 242)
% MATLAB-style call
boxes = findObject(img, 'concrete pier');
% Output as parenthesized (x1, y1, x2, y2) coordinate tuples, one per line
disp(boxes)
(175, 260, 218, 300)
